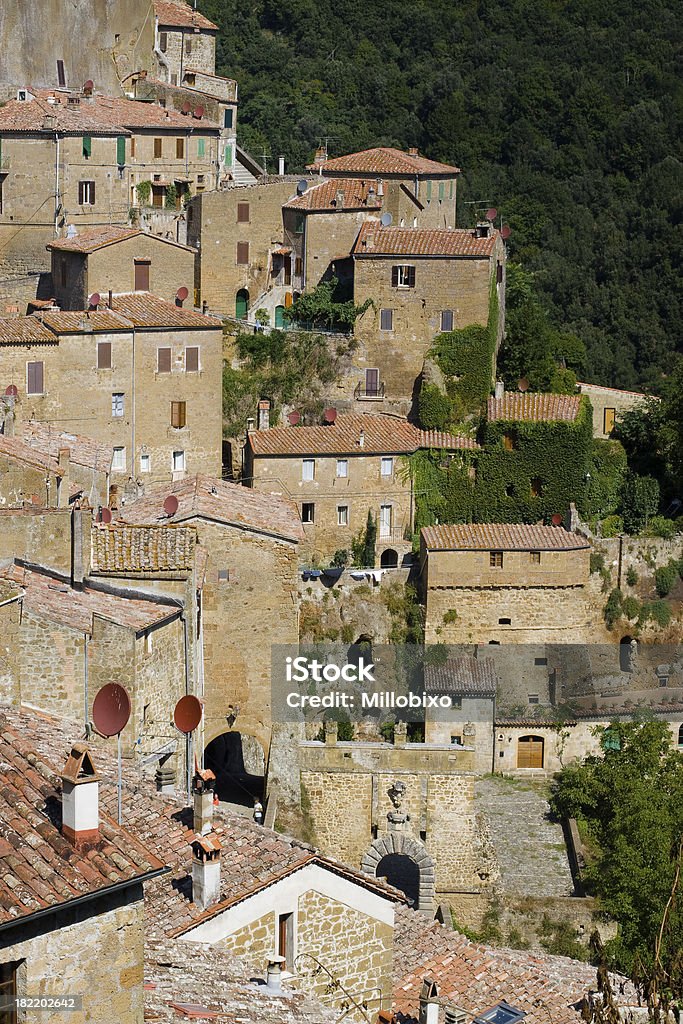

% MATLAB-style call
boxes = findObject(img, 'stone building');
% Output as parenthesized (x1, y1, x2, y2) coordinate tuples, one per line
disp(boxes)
(46, 225, 196, 309)
(577, 381, 654, 439)
(18, 421, 112, 507)
(423, 654, 498, 774)
(420, 522, 591, 646)
(0, 433, 68, 508)
(0, 711, 164, 1024)
(0, 293, 223, 488)
(351, 223, 505, 401)
(152, 0, 220, 90)
(244, 412, 479, 566)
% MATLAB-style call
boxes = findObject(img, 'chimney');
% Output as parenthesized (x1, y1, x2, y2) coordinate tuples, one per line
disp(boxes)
(313, 145, 327, 168)
(61, 743, 100, 846)
(335, 189, 345, 210)
(494, 380, 505, 399)
(257, 399, 270, 431)
(57, 447, 70, 508)
(191, 833, 222, 909)
(192, 767, 216, 835)
(71, 503, 92, 586)
(444, 1008, 468, 1024)
(418, 978, 439, 1024)
(367, 186, 376, 206)
(358, 429, 365, 448)
(265, 956, 286, 993)
(475, 221, 492, 238)
(108, 289, 113, 308)
(376, 179, 384, 197)
(278, 155, 285, 175)
(408, 147, 419, 157)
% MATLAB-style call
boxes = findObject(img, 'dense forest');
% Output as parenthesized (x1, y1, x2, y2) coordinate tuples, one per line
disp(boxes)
(200, 0, 681, 391)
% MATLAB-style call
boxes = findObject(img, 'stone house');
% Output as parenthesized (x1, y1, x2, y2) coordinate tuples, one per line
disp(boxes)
(244, 412, 479, 566)
(46, 225, 196, 310)
(0, 293, 223, 488)
(351, 223, 505, 401)
(18, 421, 112, 507)
(423, 654, 498, 773)
(0, 434, 68, 508)
(577, 381, 654, 439)
(420, 522, 591, 645)
(152, 0, 221, 91)
(0, 711, 165, 1024)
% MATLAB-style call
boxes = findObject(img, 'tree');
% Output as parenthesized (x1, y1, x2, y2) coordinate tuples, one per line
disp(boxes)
(620, 472, 660, 533)
(284, 277, 372, 331)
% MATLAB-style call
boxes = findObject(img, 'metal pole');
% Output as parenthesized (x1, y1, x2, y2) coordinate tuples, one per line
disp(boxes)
(187, 732, 192, 801)
(117, 732, 122, 825)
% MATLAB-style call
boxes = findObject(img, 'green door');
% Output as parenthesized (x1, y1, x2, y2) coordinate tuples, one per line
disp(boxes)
(236, 289, 249, 319)
(274, 305, 285, 329)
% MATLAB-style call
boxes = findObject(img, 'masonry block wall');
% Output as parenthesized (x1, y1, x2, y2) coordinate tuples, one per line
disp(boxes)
(301, 210, 374, 291)
(0, 509, 73, 573)
(0, 598, 21, 705)
(0, 455, 57, 507)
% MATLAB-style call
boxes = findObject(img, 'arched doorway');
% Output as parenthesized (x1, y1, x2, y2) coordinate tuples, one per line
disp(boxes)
(620, 635, 636, 672)
(274, 304, 285, 328)
(361, 833, 435, 911)
(380, 548, 398, 568)
(236, 289, 249, 319)
(376, 853, 420, 907)
(517, 735, 544, 769)
(204, 731, 265, 808)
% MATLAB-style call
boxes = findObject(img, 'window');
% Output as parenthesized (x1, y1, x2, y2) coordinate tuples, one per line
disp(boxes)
(116, 135, 126, 166)
(185, 346, 199, 372)
(534, 657, 548, 666)
(0, 960, 21, 1022)
(301, 502, 315, 523)
(603, 407, 616, 434)
(365, 368, 380, 396)
(478, 1001, 526, 1024)
(223, 143, 233, 167)
(497, 262, 504, 284)
(185, 37, 192, 55)
(278, 913, 294, 971)
(237, 202, 250, 223)
(57, 59, 66, 86)
(490, 551, 503, 568)
(172, 450, 186, 472)
(530, 477, 544, 497)
(449, 180, 454, 199)
(224, 108, 234, 129)
(197, 137, 205, 158)
(440, 310, 454, 332)
(140, 453, 151, 473)
(97, 342, 111, 369)
(337, 505, 349, 527)
(157, 347, 172, 373)
(391, 265, 415, 288)
(112, 447, 126, 471)
(529, 551, 541, 564)
(499, 617, 511, 625)
(379, 504, 392, 538)
(236, 241, 249, 265)
(380, 308, 393, 331)
(218, 569, 229, 583)
(425, 180, 432, 201)
(159, 30, 168, 51)
(381, 457, 394, 477)
(176, 137, 184, 159)
(302, 459, 315, 481)
(130, 136, 136, 159)
(171, 401, 187, 428)
(153, 137, 162, 159)
(78, 180, 95, 205)
(450, 735, 462, 746)
(134, 259, 150, 291)
(678, 724, 683, 746)
(295, 257, 303, 276)
(112, 392, 124, 418)
(26, 361, 44, 395)
(59, 258, 67, 288)
(336, 459, 348, 478)
(528, 694, 539, 704)
(82, 135, 92, 159)
(438, 181, 445, 200)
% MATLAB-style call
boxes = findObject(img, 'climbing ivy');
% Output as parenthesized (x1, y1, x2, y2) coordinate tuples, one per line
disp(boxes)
(428, 278, 499, 412)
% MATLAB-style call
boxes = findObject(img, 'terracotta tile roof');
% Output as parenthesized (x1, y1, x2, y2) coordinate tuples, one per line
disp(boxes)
(108, 293, 222, 329)
(487, 392, 582, 422)
(0, 563, 181, 635)
(393, 905, 639, 1023)
(47, 225, 194, 255)
(284, 177, 384, 211)
(0, 711, 164, 928)
(119, 474, 304, 544)
(20, 422, 113, 474)
(154, 0, 218, 31)
(0, 317, 57, 345)
(38, 309, 132, 333)
(0, 435, 63, 477)
(424, 655, 498, 696)
(352, 222, 498, 258)
(248, 415, 478, 458)
(90, 523, 197, 574)
(421, 523, 590, 552)
(308, 146, 460, 176)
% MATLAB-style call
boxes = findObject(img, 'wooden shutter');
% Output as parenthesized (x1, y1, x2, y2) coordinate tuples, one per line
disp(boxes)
(159, 31, 167, 52)
(171, 401, 186, 428)
(157, 347, 171, 373)
(154, 138, 162, 158)
(407, 266, 416, 287)
(237, 202, 250, 223)
(97, 342, 112, 369)
(83, 135, 92, 158)
(197, 137, 205, 158)
(134, 260, 150, 291)
(176, 137, 184, 159)
(236, 241, 249, 265)
(185, 346, 199, 372)
(116, 135, 126, 165)
(391, 266, 399, 287)
(27, 361, 44, 394)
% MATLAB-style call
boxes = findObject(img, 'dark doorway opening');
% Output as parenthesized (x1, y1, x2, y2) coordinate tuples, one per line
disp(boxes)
(376, 853, 420, 907)
(380, 548, 399, 568)
(204, 731, 264, 808)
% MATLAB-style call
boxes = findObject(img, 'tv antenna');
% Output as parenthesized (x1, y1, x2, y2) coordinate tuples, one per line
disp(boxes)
(174, 695, 203, 799)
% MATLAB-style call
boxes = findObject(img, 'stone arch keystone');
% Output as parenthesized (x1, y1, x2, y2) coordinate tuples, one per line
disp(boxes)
(361, 832, 435, 912)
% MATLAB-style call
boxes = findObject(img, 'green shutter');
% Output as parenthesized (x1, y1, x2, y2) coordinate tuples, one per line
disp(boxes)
(449, 180, 454, 199)
(197, 137, 205, 158)
(425, 180, 432, 201)
(82, 135, 92, 159)
(224, 144, 232, 166)
(438, 181, 445, 200)
(116, 135, 126, 166)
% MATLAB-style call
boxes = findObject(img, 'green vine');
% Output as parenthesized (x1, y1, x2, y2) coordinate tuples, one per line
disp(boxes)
(428, 276, 499, 412)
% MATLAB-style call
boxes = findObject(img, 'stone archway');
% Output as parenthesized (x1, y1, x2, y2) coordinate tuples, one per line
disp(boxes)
(362, 833, 435, 912)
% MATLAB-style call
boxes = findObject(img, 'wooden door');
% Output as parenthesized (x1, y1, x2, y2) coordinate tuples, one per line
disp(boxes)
(517, 735, 544, 769)
(365, 367, 379, 396)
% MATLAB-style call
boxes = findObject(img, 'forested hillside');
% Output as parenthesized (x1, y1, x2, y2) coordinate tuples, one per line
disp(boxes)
(200, 0, 681, 391)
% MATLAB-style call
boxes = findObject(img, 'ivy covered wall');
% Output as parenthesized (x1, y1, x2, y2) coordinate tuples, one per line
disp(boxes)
(428, 279, 499, 413)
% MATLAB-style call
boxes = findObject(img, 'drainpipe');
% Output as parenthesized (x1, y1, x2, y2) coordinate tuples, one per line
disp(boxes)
(181, 610, 192, 795)
(131, 326, 136, 476)
(84, 634, 90, 729)
(54, 132, 61, 236)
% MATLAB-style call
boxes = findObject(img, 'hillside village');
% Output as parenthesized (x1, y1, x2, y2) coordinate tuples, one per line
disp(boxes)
(0, 2, 681, 1022)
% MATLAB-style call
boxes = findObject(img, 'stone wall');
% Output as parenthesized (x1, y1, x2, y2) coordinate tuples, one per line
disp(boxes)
(0, 508, 73, 572)
(577, 382, 651, 439)
(0, 597, 21, 705)
(220, 909, 275, 967)
(0, 454, 58, 508)
(0, 272, 50, 314)
(154, 26, 216, 82)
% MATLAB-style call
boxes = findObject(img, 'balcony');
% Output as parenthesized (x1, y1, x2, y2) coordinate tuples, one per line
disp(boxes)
(354, 381, 385, 401)
(378, 524, 410, 543)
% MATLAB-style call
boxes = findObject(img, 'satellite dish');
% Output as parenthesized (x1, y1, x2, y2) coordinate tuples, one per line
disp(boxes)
(88, 292, 101, 309)
(486, 207, 498, 221)
(551, 513, 564, 526)
(296, 179, 308, 195)
(380, 212, 393, 227)
(288, 411, 301, 426)
(100, 507, 112, 524)
(176, 286, 189, 301)
(163, 494, 179, 516)
(192, 105, 204, 119)
(174, 695, 202, 734)
(323, 407, 337, 424)
(92, 683, 131, 737)
(5, 384, 18, 397)
(501, 224, 512, 240)
(518, 378, 529, 392)
(181, 101, 191, 114)
(66, 224, 77, 238)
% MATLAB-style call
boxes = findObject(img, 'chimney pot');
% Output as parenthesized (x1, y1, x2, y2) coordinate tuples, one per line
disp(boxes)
(408, 147, 419, 157)
(494, 380, 505, 399)
(257, 399, 270, 431)
(335, 189, 344, 210)
(61, 743, 100, 846)
(265, 956, 286, 992)
(313, 146, 327, 167)
(191, 832, 222, 909)
(278, 155, 285, 176)
(192, 767, 216, 835)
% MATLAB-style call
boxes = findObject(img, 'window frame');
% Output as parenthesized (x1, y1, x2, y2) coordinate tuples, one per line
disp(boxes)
(112, 446, 126, 472)
(379, 308, 394, 332)
(111, 392, 125, 418)
(237, 202, 250, 224)
(336, 459, 348, 478)
(153, 137, 163, 159)
(97, 341, 112, 370)
(603, 407, 616, 434)
(185, 346, 200, 372)
(391, 265, 415, 289)
(337, 504, 349, 527)
(380, 456, 394, 477)
(440, 309, 454, 332)
(301, 501, 315, 524)
(529, 550, 541, 564)
(302, 458, 315, 482)
(176, 137, 185, 160)
(26, 360, 44, 396)
(172, 449, 186, 473)
(78, 179, 96, 205)
(140, 453, 151, 474)
(170, 400, 187, 429)
(157, 347, 172, 373)
(236, 240, 250, 265)
(489, 551, 504, 568)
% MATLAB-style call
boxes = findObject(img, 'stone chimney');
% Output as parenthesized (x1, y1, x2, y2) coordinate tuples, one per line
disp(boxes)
(335, 189, 345, 210)
(61, 743, 100, 846)
(265, 955, 286, 993)
(418, 978, 439, 1024)
(257, 399, 270, 431)
(57, 447, 70, 508)
(408, 147, 419, 157)
(191, 833, 222, 909)
(192, 767, 216, 835)
(313, 146, 327, 168)
(324, 720, 338, 746)
(278, 155, 285, 175)
(494, 380, 505, 399)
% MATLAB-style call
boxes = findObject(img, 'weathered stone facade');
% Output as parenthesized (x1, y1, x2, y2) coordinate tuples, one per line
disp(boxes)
(577, 381, 653, 439)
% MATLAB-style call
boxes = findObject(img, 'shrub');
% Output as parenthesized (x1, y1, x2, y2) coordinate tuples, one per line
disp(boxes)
(135, 180, 152, 205)
(331, 549, 349, 568)
(590, 552, 605, 574)
(646, 515, 678, 539)
(621, 595, 640, 620)
(625, 566, 638, 586)
(601, 514, 624, 538)
(418, 382, 452, 430)
(164, 183, 178, 209)
(442, 608, 458, 624)
(254, 308, 270, 326)
(620, 473, 660, 533)
(604, 588, 623, 629)
(655, 562, 678, 597)
(340, 624, 354, 644)
(640, 600, 672, 628)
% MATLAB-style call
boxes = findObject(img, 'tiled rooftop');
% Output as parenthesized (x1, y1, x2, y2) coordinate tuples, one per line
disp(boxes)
(352, 222, 498, 257)
(153, 0, 218, 30)
(421, 523, 590, 552)
(0, 435, 63, 477)
(46, 225, 195, 255)
(119, 475, 305, 544)
(0, 710, 164, 926)
(90, 523, 198, 574)
(393, 905, 637, 1023)
(0, 563, 181, 636)
(284, 177, 384, 211)
(0, 317, 56, 345)
(487, 392, 582, 422)
(308, 146, 460, 176)
(20, 422, 113, 474)
(37, 293, 221, 333)
(248, 414, 478, 457)
(424, 655, 498, 696)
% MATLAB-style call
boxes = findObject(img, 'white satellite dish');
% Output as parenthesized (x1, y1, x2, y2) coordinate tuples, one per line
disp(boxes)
(380, 212, 393, 227)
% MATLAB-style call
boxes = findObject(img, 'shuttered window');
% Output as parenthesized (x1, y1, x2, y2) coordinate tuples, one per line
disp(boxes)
(425, 180, 432, 201)
(224, 108, 234, 129)
(131, 136, 137, 158)
(438, 181, 445, 200)
(159, 31, 167, 52)
(197, 137, 205, 158)
(185, 346, 199, 372)
(116, 135, 126, 165)
(392, 265, 415, 288)
(27, 361, 44, 395)
(379, 308, 393, 331)
(176, 137, 184, 159)
(157, 347, 172, 373)
(237, 202, 250, 223)
(97, 342, 112, 369)
(236, 241, 249, 265)
(440, 310, 454, 332)
(134, 260, 150, 291)
(78, 180, 95, 205)
(171, 401, 186, 428)
(82, 135, 92, 159)
(153, 138, 162, 159)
